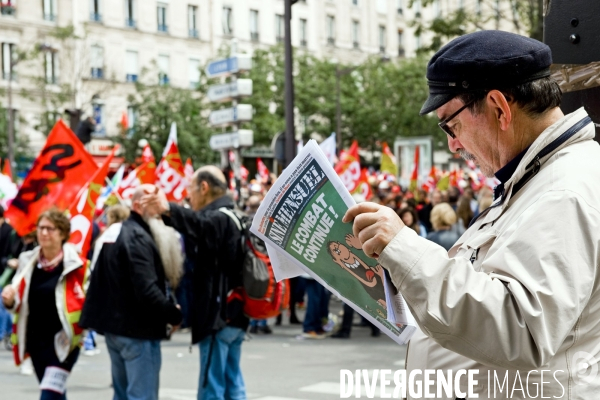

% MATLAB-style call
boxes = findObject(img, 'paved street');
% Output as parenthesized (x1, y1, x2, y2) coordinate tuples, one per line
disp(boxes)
(0, 303, 407, 400)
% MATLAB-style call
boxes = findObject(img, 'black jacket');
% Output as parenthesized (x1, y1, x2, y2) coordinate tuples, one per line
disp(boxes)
(164, 195, 248, 344)
(80, 212, 182, 340)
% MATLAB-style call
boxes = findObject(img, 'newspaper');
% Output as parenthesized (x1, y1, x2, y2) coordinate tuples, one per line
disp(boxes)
(250, 140, 416, 345)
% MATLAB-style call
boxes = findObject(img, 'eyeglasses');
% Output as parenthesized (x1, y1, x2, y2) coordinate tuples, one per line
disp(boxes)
(37, 225, 58, 233)
(438, 98, 476, 139)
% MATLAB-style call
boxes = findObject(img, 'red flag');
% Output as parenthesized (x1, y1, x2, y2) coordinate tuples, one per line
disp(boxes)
(409, 146, 420, 192)
(155, 123, 187, 202)
(2, 158, 12, 182)
(335, 141, 372, 200)
(5, 120, 99, 236)
(256, 158, 270, 182)
(240, 165, 249, 181)
(118, 161, 155, 200)
(422, 166, 438, 193)
(120, 111, 128, 130)
(68, 145, 119, 256)
(184, 158, 194, 184)
(141, 143, 155, 164)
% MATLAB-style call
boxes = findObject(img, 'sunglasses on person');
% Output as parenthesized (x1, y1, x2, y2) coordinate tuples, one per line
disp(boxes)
(438, 98, 476, 139)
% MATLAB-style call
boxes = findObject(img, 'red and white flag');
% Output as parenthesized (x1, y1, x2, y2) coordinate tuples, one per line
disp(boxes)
(155, 122, 187, 202)
(256, 158, 270, 182)
(335, 141, 372, 201)
(68, 145, 119, 256)
(184, 158, 194, 185)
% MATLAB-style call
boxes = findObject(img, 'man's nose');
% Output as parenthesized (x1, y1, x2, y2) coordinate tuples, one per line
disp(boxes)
(447, 135, 462, 153)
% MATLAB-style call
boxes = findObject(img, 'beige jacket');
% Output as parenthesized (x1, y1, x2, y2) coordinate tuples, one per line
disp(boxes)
(380, 108, 600, 399)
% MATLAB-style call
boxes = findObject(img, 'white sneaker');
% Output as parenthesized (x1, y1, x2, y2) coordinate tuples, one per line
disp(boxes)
(20, 358, 33, 375)
(82, 348, 100, 356)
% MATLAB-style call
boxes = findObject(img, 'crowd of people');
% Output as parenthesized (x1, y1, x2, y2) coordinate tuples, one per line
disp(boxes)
(0, 157, 492, 399)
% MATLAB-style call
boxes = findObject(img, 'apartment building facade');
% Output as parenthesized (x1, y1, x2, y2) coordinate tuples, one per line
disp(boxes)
(0, 0, 513, 154)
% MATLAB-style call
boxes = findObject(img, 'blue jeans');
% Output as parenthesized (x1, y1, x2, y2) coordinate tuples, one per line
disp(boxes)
(0, 301, 12, 338)
(303, 279, 330, 333)
(105, 334, 161, 400)
(198, 326, 246, 400)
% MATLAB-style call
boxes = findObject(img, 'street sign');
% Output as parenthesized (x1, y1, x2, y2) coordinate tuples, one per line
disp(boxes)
(209, 130, 254, 150)
(207, 79, 253, 103)
(205, 55, 252, 78)
(209, 104, 253, 127)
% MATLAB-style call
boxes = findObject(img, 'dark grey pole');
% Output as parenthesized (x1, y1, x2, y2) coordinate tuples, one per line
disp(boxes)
(335, 67, 341, 156)
(284, 0, 296, 167)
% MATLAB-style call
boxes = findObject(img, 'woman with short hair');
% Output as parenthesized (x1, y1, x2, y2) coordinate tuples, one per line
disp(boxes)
(1, 209, 88, 400)
(426, 203, 461, 251)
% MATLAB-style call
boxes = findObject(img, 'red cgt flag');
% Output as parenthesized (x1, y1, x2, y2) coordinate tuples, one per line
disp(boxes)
(118, 161, 155, 200)
(256, 158, 270, 182)
(68, 145, 119, 256)
(335, 141, 372, 201)
(155, 123, 187, 202)
(5, 120, 99, 236)
(184, 158, 194, 185)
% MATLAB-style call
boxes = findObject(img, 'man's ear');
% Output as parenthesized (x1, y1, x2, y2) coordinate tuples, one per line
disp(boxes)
(486, 90, 512, 131)
(200, 180, 210, 195)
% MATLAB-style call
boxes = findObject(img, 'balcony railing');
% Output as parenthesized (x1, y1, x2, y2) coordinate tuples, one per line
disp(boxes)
(126, 74, 138, 83)
(46, 76, 58, 85)
(158, 75, 169, 85)
(90, 12, 102, 22)
(157, 24, 168, 33)
(398, 47, 406, 57)
(189, 29, 199, 38)
(250, 32, 259, 42)
(125, 18, 136, 28)
(44, 13, 56, 21)
(379, 46, 386, 53)
(300, 39, 307, 47)
(2, 72, 17, 81)
(91, 68, 104, 79)
(353, 41, 359, 49)
(327, 37, 335, 46)
(1, 5, 16, 15)
(397, 8, 403, 14)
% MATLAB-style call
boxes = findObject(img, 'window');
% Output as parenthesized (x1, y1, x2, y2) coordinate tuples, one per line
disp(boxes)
(125, 0, 136, 27)
(413, 0, 421, 17)
(352, 0, 358, 5)
(275, 14, 284, 44)
(157, 3, 168, 33)
(1, 0, 17, 16)
(93, 102, 105, 136)
(158, 54, 169, 85)
(416, 34, 421, 50)
(188, 5, 198, 38)
(435, 0, 441, 17)
(250, 10, 259, 42)
(189, 58, 200, 89)
(299, 18, 307, 47)
(44, 50, 58, 84)
(397, 0, 403, 14)
(377, 0, 386, 14)
(352, 21, 359, 49)
(126, 106, 137, 137)
(476, 0, 482, 16)
(379, 26, 386, 53)
(459, 0, 464, 9)
(222, 7, 233, 36)
(90, 0, 101, 22)
(90, 45, 104, 79)
(43, 0, 57, 21)
(125, 50, 138, 82)
(1, 43, 16, 81)
(397, 30, 404, 56)
(326, 16, 335, 46)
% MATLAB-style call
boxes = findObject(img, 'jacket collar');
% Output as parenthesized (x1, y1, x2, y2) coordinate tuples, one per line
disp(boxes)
(19, 243, 83, 277)
(129, 211, 152, 236)
(476, 108, 594, 227)
(202, 195, 235, 212)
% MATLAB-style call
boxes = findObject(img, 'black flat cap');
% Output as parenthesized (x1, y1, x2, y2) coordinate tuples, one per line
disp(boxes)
(420, 30, 552, 115)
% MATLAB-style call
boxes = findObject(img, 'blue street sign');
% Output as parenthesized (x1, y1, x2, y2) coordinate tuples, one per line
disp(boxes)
(205, 55, 252, 78)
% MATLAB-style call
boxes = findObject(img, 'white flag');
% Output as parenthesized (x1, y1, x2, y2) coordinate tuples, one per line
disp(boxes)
(319, 133, 337, 166)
